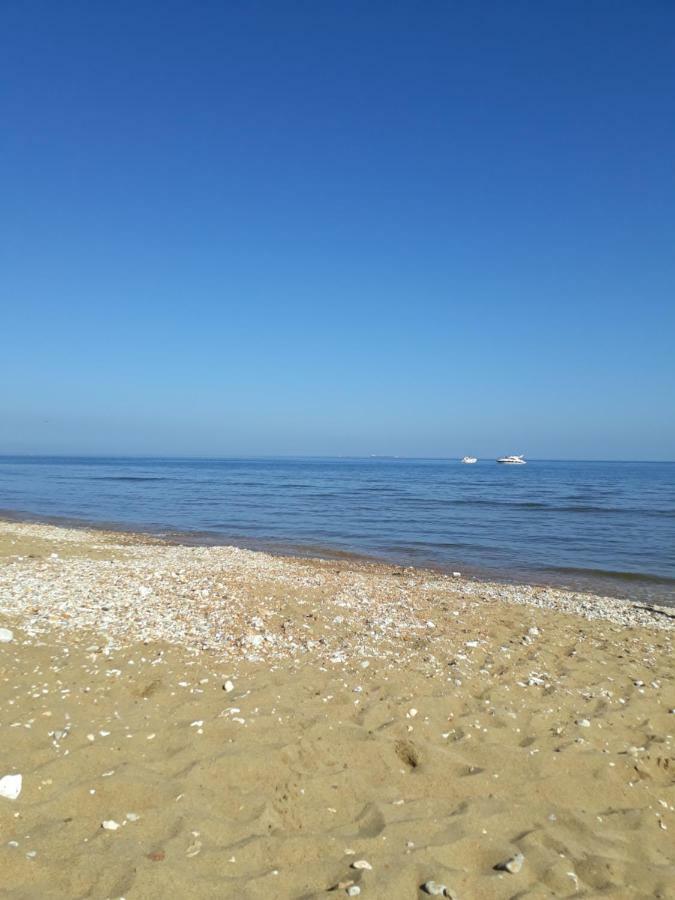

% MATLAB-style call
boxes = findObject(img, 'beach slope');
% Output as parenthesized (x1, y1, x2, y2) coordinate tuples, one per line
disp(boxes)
(0, 521, 673, 899)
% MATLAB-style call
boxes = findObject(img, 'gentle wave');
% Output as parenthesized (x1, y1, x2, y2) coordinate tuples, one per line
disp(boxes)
(546, 565, 675, 587)
(90, 476, 172, 482)
(451, 499, 673, 515)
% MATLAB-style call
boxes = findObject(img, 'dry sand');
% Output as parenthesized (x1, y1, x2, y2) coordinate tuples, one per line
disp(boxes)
(0, 520, 673, 899)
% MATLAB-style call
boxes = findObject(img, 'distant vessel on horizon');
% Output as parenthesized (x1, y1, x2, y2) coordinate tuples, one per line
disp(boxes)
(461, 456, 478, 464)
(497, 454, 526, 464)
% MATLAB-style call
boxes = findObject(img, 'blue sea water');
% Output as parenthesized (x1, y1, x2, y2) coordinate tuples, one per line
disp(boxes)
(0, 456, 673, 605)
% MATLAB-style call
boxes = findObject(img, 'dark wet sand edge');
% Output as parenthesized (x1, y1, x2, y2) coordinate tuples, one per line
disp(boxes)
(0, 508, 673, 608)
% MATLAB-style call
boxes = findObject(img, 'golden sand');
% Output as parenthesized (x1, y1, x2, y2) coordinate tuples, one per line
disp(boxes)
(0, 521, 673, 899)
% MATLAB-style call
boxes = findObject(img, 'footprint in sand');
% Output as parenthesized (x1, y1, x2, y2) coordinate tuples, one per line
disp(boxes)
(394, 738, 420, 770)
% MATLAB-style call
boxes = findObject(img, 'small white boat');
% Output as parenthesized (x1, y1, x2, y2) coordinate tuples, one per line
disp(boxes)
(497, 454, 526, 464)
(461, 456, 478, 464)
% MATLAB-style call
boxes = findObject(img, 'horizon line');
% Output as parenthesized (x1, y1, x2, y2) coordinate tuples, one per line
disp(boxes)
(1, 453, 674, 464)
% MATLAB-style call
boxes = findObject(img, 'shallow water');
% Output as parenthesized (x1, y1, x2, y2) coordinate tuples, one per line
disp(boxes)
(1, 456, 673, 604)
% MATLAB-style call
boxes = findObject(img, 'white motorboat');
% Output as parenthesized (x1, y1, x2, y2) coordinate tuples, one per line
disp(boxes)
(497, 454, 526, 464)
(461, 456, 477, 464)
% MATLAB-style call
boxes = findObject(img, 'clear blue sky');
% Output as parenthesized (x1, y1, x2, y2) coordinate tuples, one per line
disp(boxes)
(2, 1, 674, 459)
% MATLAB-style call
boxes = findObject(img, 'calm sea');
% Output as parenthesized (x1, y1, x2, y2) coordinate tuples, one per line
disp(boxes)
(1, 456, 673, 605)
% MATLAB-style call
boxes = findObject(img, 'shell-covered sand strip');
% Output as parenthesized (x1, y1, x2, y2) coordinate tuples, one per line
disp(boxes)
(0, 520, 672, 663)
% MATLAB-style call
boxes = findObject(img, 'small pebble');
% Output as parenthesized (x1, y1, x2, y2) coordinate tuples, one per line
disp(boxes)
(0, 628, 13, 643)
(351, 859, 372, 870)
(495, 852, 524, 874)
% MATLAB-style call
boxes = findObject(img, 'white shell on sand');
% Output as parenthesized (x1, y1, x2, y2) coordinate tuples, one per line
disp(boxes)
(422, 881, 448, 895)
(0, 774, 22, 800)
(0, 628, 14, 643)
(102, 820, 120, 830)
(351, 859, 372, 870)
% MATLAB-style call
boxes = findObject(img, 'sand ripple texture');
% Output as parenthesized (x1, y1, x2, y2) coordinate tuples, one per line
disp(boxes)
(0, 521, 674, 899)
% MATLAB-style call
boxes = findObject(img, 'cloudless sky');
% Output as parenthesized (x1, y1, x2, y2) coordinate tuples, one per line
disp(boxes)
(2, 1, 674, 459)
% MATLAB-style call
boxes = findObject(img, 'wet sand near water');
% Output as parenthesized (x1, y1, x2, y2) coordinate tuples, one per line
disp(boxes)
(0, 521, 674, 899)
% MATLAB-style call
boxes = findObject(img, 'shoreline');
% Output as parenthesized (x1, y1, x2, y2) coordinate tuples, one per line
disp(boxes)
(0, 519, 673, 648)
(1, 508, 673, 609)
(1, 519, 674, 898)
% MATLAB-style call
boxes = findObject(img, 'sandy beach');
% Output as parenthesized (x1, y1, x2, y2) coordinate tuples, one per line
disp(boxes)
(0, 520, 673, 899)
